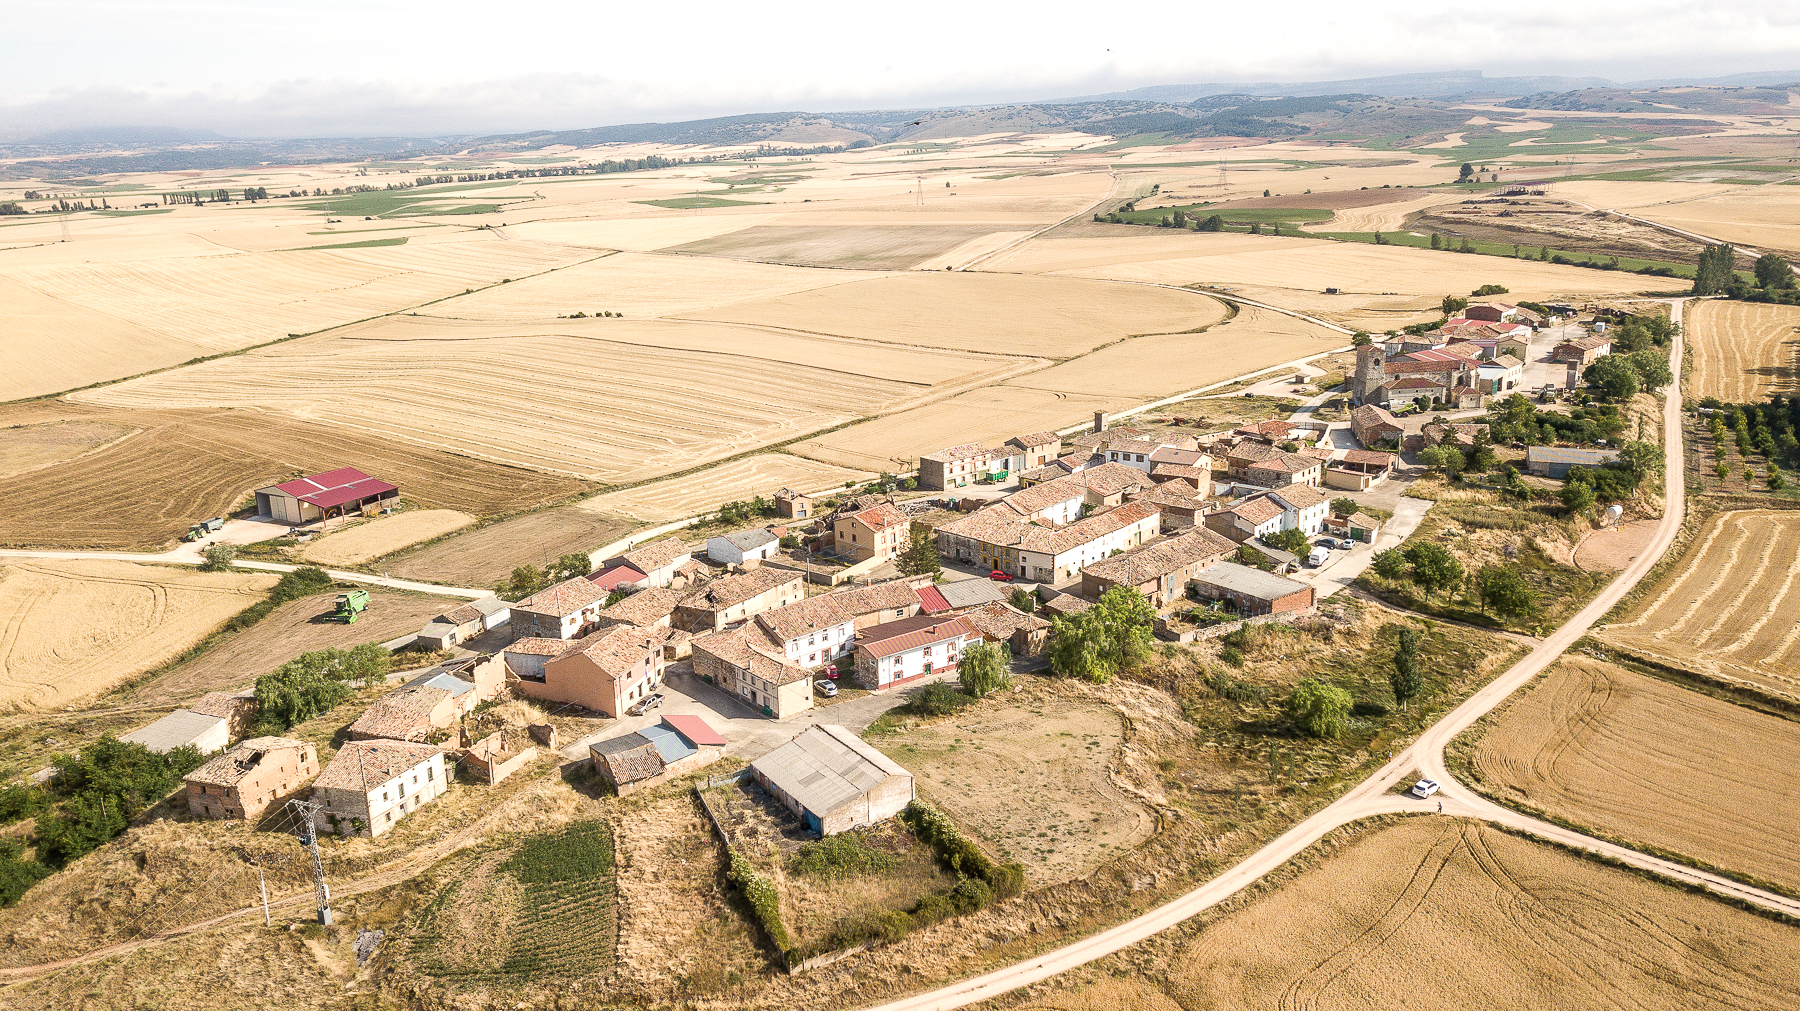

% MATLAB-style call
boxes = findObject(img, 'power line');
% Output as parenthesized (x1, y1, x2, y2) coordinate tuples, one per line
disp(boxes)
(286, 797, 333, 925)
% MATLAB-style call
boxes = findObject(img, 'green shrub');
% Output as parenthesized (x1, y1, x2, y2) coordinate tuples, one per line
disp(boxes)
(727, 852, 792, 953)
(901, 800, 1023, 899)
(907, 681, 969, 716)
(790, 831, 898, 879)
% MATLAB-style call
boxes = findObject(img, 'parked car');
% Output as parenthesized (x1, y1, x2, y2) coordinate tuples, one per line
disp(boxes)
(814, 679, 838, 698)
(626, 692, 664, 717)
(988, 569, 1014, 582)
(1306, 546, 1331, 568)
(1410, 778, 1440, 799)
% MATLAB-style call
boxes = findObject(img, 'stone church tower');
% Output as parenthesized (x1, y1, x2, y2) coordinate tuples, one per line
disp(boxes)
(1352, 344, 1388, 404)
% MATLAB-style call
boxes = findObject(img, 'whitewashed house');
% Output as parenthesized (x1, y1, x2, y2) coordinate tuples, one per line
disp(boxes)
(852, 615, 976, 691)
(706, 528, 780, 566)
(312, 740, 447, 839)
(1264, 485, 1332, 536)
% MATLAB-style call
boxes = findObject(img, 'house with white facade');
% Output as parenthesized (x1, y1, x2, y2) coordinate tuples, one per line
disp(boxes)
(1263, 484, 1331, 536)
(852, 615, 975, 691)
(937, 500, 1161, 583)
(1204, 496, 1286, 543)
(313, 740, 447, 839)
(706, 528, 780, 566)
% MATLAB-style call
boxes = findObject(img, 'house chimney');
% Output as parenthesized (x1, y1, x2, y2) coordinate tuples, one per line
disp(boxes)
(1094, 411, 1109, 434)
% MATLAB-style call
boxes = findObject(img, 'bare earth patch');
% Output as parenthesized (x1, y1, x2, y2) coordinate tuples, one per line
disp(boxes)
(1573, 517, 1660, 572)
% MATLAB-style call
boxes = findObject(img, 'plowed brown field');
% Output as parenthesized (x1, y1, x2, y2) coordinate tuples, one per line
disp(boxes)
(1020, 818, 1800, 1010)
(1687, 300, 1800, 402)
(1470, 658, 1800, 892)
(1599, 509, 1800, 701)
(0, 404, 585, 550)
(0, 559, 275, 709)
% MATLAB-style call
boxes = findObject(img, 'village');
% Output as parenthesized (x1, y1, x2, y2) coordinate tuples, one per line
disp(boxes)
(83, 294, 1657, 965)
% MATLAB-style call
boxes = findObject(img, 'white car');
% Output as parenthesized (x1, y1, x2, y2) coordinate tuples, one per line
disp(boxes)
(1410, 778, 1441, 799)
(814, 679, 838, 698)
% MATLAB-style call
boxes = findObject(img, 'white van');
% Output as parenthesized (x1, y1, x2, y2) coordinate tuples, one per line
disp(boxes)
(1307, 545, 1331, 568)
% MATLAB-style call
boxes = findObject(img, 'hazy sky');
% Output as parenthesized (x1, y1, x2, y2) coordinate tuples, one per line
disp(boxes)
(4, 1, 1798, 138)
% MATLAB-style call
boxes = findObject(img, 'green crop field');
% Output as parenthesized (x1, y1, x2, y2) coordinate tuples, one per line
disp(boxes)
(1115, 202, 1334, 226)
(288, 236, 410, 251)
(1313, 230, 1695, 278)
(411, 820, 617, 983)
(635, 195, 764, 209)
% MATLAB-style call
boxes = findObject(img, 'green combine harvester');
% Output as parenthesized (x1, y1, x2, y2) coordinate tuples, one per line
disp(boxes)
(331, 590, 371, 623)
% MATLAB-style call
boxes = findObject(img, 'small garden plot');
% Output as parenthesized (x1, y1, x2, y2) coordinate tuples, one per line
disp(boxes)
(705, 780, 953, 957)
(409, 820, 616, 983)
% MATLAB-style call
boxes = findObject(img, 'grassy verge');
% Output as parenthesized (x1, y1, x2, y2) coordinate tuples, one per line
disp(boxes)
(1311, 229, 1696, 279)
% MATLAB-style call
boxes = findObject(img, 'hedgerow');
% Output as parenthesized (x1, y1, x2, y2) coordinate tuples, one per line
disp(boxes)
(728, 851, 793, 955)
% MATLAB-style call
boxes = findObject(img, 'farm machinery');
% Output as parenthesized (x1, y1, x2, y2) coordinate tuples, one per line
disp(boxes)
(330, 590, 371, 623)
(182, 517, 225, 541)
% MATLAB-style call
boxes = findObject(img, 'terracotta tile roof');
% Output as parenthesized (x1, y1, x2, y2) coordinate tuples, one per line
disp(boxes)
(1341, 449, 1397, 466)
(850, 503, 908, 532)
(187, 690, 253, 720)
(1016, 463, 1072, 485)
(1040, 594, 1092, 617)
(1404, 348, 1482, 364)
(997, 474, 1086, 517)
(1019, 500, 1159, 555)
(622, 537, 692, 574)
(1132, 482, 1205, 509)
(1227, 441, 1282, 464)
(504, 636, 572, 657)
(1247, 452, 1322, 475)
(513, 577, 607, 618)
(1103, 438, 1161, 455)
(346, 685, 451, 740)
(691, 626, 813, 684)
(1299, 445, 1335, 461)
(833, 579, 923, 616)
(587, 564, 649, 590)
(755, 593, 858, 643)
(1008, 431, 1060, 448)
(1267, 484, 1329, 510)
(1148, 447, 1208, 467)
(1346, 511, 1382, 528)
(597, 587, 680, 628)
(935, 504, 1031, 548)
(1082, 528, 1235, 586)
(855, 615, 975, 658)
(1228, 497, 1284, 525)
(558, 624, 680, 677)
(960, 601, 1051, 640)
(1384, 358, 1471, 375)
(680, 567, 799, 611)
(315, 740, 442, 793)
(1350, 404, 1401, 429)
(590, 733, 665, 783)
(1151, 463, 1211, 482)
(184, 737, 311, 788)
(1071, 461, 1149, 497)
(1488, 354, 1523, 369)
(921, 442, 990, 463)
(1071, 426, 1150, 449)
(1388, 377, 1444, 391)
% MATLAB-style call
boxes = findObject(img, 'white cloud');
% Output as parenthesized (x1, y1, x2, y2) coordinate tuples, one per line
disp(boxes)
(0, 0, 1794, 138)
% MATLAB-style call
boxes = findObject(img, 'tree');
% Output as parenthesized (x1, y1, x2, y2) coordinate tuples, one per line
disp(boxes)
(1330, 497, 1360, 517)
(1471, 283, 1510, 296)
(549, 552, 591, 582)
(1263, 189, 1271, 197)
(1561, 477, 1596, 515)
(1288, 679, 1353, 738)
(1692, 242, 1738, 296)
(1476, 565, 1537, 623)
(1389, 627, 1422, 709)
(897, 524, 942, 579)
(1430, 233, 1443, 250)
(1618, 440, 1665, 483)
(1008, 587, 1036, 613)
(254, 653, 359, 731)
(1198, 214, 1224, 231)
(502, 565, 547, 600)
(1047, 587, 1154, 683)
(34, 737, 207, 868)
(1754, 252, 1794, 289)
(1403, 541, 1463, 598)
(199, 543, 237, 572)
(1262, 528, 1311, 555)
(1626, 350, 1673, 392)
(957, 641, 1011, 698)
(1371, 548, 1407, 580)
(1351, 332, 1373, 347)
(1440, 294, 1468, 316)
(1458, 163, 1475, 182)
(1584, 354, 1640, 401)
(1418, 444, 1464, 477)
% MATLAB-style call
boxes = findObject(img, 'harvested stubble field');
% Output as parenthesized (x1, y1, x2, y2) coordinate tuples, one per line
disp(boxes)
(388, 506, 638, 588)
(582, 454, 872, 522)
(75, 316, 1021, 484)
(683, 271, 1227, 358)
(1015, 818, 1800, 1011)
(414, 250, 857, 320)
(0, 404, 586, 550)
(984, 231, 1661, 302)
(1686, 299, 1800, 402)
(0, 238, 596, 402)
(1001, 304, 1338, 400)
(1465, 657, 1800, 892)
(667, 224, 1011, 269)
(0, 559, 275, 709)
(299, 509, 475, 565)
(123, 587, 449, 708)
(0, 419, 136, 478)
(791, 387, 1118, 472)
(1599, 509, 1800, 701)
(870, 693, 1153, 884)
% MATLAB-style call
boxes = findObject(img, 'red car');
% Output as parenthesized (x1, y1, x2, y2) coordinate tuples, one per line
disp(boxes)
(988, 569, 1015, 582)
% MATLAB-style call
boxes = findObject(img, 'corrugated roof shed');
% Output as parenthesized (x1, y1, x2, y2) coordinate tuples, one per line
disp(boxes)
(718, 528, 778, 552)
(1193, 562, 1311, 602)
(638, 724, 698, 764)
(119, 710, 225, 753)
(751, 725, 910, 821)
(934, 578, 1007, 609)
(915, 584, 952, 614)
(662, 714, 726, 747)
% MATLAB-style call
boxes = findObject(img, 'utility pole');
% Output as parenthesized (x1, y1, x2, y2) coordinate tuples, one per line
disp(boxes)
(287, 798, 332, 926)
(257, 863, 270, 926)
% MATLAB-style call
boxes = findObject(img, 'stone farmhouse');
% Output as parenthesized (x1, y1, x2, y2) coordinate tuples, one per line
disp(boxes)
(314, 740, 447, 839)
(185, 737, 318, 822)
(1079, 527, 1236, 608)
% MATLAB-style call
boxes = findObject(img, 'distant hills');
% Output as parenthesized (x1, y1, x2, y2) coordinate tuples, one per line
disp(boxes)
(1055, 69, 1800, 103)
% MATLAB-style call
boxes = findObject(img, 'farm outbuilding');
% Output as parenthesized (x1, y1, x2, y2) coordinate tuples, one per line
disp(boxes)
(1526, 445, 1622, 479)
(120, 709, 229, 755)
(254, 467, 399, 525)
(750, 724, 914, 836)
(1189, 562, 1316, 616)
